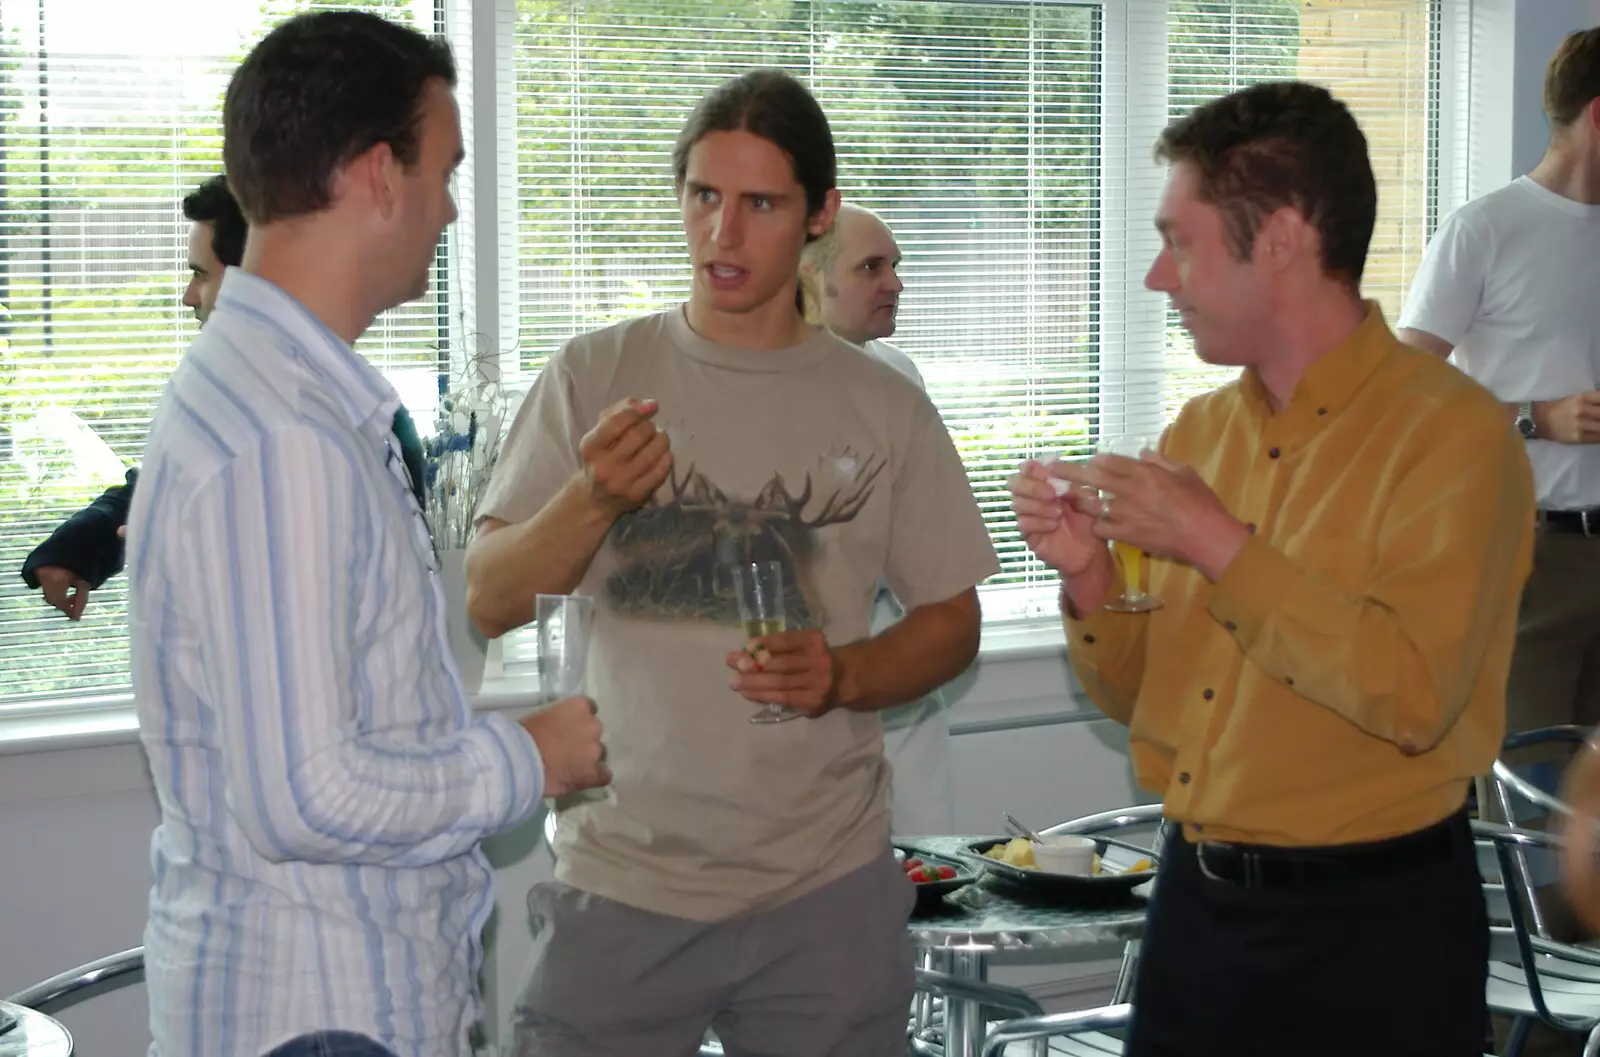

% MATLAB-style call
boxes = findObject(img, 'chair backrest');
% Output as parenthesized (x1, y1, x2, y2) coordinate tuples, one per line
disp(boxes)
(1043, 803, 1164, 844)
(1046, 803, 1165, 1007)
(981, 1003, 1134, 1057)
(1044, 803, 1167, 871)
(1475, 821, 1600, 1033)
(1490, 725, 1589, 939)
(6, 946, 144, 1015)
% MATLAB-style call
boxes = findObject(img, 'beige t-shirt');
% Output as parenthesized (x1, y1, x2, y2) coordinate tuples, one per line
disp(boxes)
(478, 307, 998, 920)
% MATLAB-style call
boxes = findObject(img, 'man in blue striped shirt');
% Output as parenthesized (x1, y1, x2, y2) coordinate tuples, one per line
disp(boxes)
(126, 13, 610, 1057)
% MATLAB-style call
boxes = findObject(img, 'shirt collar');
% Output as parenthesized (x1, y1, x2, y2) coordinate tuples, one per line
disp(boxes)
(212, 269, 400, 430)
(1239, 300, 1394, 422)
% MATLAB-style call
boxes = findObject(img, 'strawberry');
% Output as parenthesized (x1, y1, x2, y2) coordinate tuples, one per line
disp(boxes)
(904, 858, 924, 871)
(936, 865, 957, 880)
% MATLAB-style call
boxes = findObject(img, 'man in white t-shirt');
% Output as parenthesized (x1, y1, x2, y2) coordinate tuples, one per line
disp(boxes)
(801, 202, 958, 836)
(1399, 27, 1600, 749)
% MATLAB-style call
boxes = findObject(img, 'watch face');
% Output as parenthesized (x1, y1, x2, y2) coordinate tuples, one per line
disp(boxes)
(1518, 415, 1537, 439)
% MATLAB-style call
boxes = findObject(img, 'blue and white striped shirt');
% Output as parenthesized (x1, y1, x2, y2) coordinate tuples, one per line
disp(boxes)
(127, 270, 544, 1057)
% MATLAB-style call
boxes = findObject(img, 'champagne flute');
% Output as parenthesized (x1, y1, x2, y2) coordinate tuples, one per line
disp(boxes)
(728, 561, 801, 724)
(1098, 434, 1162, 613)
(536, 594, 594, 703)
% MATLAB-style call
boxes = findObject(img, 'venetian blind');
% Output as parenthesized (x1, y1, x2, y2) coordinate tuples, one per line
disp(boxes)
(513, 0, 1450, 625)
(0, 0, 452, 705)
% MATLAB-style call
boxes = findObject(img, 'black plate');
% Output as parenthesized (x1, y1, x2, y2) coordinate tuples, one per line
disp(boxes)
(963, 835, 1157, 899)
(895, 846, 978, 917)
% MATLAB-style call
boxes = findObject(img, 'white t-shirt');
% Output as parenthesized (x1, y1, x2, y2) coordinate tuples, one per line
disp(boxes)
(862, 338, 956, 835)
(1399, 176, 1600, 510)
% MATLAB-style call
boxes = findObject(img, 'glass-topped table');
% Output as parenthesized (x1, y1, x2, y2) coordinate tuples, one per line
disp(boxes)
(0, 1002, 71, 1057)
(902, 836, 1150, 1057)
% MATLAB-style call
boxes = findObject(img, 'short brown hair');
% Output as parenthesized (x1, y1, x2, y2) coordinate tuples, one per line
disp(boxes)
(1155, 80, 1376, 289)
(224, 11, 455, 225)
(1544, 28, 1600, 128)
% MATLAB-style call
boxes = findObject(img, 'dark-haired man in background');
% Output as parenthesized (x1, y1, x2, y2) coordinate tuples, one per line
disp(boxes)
(20, 174, 245, 619)
(1010, 80, 1533, 1056)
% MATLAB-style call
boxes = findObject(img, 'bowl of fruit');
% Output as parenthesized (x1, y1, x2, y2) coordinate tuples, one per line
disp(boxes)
(896, 847, 976, 917)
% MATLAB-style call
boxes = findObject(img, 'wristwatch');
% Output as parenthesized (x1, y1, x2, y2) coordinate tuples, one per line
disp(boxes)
(1516, 401, 1537, 440)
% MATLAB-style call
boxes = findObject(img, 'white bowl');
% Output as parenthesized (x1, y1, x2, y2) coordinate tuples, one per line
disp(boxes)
(1033, 835, 1097, 876)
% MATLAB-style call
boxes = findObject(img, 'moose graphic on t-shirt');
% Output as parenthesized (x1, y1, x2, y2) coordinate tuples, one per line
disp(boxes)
(606, 451, 886, 626)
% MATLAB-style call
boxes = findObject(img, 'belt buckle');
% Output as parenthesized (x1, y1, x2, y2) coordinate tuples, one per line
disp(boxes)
(1197, 841, 1265, 887)
(1196, 842, 1230, 883)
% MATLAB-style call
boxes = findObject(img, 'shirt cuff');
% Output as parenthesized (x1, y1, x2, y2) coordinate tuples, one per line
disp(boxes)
(473, 710, 547, 828)
(1207, 534, 1300, 651)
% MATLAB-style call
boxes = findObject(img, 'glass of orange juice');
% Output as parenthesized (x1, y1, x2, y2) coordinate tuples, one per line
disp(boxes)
(1098, 434, 1162, 613)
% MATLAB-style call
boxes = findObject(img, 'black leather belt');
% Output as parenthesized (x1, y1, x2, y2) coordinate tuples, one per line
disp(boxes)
(1178, 811, 1466, 891)
(1540, 509, 1600, 536)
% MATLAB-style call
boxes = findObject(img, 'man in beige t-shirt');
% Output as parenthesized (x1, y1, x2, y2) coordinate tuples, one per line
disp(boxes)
(468, 69, 997, 1056)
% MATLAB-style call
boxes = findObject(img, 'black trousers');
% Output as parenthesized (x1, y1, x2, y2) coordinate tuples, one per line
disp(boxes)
(1125, 812, 1488, 1057)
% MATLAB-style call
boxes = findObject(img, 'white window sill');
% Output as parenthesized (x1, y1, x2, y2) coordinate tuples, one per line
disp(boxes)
(0, 619, 1068, 757)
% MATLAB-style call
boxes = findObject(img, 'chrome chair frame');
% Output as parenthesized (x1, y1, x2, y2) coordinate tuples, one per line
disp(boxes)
(1043, 803, 1164, 1005)
(6, 946, 144, 1015)
(909, 970, 1050, 1057)
(1490, 724, 1589, 940)
(1477, 822, 1600, 1057)
(980, 1002, 1132, 1057)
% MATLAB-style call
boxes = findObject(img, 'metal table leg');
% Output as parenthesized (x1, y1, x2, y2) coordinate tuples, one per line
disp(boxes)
(914, 948, 936, 1037)
(942, 950, 988, 1057)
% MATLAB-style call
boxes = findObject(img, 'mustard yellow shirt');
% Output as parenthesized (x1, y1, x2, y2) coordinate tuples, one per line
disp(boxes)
(1067, 306, 1534, 847)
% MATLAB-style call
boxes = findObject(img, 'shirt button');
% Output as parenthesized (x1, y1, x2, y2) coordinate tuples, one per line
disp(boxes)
(1285, 676, 1296, 687)
(1268, 447, 1281, 459)
(1316, 407, 1328, 417)
(1178, 772, 1192, 785)
(1202, 688, 1215, 700)
(1224, 621, 1237, 632)
(1083, 634, 1096, 644)
(1246, 522, 1258, 534)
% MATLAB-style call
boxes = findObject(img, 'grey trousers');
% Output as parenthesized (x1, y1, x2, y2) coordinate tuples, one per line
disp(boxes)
(511, 850, 916, 1057)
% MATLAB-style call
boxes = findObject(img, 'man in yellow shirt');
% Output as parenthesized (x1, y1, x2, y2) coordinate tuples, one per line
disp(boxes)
(1010, 81, 1534, 1056)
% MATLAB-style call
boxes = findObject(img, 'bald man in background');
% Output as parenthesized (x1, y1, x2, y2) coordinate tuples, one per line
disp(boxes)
(802, 203, 957, 835)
